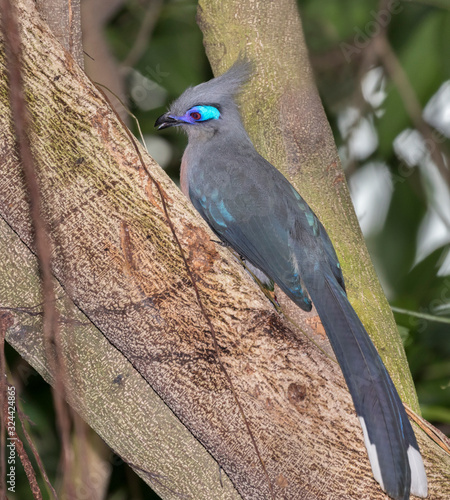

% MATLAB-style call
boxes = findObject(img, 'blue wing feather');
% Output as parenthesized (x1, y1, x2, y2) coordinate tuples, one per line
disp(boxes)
(191, 182, 314, 310)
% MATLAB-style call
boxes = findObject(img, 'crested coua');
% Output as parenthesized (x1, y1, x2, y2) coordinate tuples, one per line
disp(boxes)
(155, 63, 427, 500)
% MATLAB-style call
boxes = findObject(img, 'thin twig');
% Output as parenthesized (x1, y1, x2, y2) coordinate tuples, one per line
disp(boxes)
(73, 414, 96, 500)
(374, 35, 450, 186)
(404, 404, 450, 456)
(121, 0, 164, 70)
(0, 317, 43, 500)
(16, 407, 59, 499)
(94, 82, 148, 151)
(0, 0, 74, 496)
(344, 0, 392, 177)
(0, 313, 13, 497)
(3, 390, 43, 499)
(391, 306, 450, 325)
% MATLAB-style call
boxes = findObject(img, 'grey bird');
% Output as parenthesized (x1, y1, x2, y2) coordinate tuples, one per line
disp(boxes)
(155, 62, 427, 500)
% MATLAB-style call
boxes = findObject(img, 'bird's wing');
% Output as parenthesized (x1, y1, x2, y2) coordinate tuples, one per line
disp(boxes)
(189, 172, 338, 311)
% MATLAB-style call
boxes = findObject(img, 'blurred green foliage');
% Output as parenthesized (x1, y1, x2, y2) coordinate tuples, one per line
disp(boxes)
(8, 0, 450, 498)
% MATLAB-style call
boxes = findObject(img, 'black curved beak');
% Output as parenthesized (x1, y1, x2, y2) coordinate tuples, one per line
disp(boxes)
(155, 113, 179, 130)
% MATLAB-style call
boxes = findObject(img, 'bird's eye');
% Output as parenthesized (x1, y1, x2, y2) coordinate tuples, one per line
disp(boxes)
(186, 106, 220, 123)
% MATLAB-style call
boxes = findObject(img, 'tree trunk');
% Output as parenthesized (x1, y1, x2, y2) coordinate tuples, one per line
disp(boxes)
(0, 1, 448, 499)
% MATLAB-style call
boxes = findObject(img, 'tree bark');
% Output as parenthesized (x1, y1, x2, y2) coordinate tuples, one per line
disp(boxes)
(35, 0, 84, 68)
(0, 1, 448, 499)
(0, 217, 240, 500)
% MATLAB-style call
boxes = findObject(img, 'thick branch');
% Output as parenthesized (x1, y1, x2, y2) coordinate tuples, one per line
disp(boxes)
(0, 1, 448, 499)
(0, 217, 240, 499)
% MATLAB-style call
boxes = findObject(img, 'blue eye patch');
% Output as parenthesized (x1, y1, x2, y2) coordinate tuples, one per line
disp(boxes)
(185, 105, 221, 123)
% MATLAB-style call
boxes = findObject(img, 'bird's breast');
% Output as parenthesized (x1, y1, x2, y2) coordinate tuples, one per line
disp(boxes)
(180, 151, 190, 198)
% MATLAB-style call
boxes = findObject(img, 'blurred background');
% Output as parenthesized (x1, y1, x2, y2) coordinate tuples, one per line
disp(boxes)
(8, 0, 449, 498)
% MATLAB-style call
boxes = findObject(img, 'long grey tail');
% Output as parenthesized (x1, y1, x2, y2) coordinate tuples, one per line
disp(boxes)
(303, 271, 427, 500)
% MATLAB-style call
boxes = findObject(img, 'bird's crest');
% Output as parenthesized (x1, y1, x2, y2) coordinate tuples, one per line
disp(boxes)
(169, 60, 251, 116)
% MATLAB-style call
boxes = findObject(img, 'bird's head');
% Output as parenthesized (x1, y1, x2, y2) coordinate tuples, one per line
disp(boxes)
(155, 61, 251, 138)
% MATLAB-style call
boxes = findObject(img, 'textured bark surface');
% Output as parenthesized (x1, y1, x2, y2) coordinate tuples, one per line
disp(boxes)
(0, 1, 449, 499)
(0, 218, 240, 500)
(198, 0, 419, 410)
(35, 0, 84, 68)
